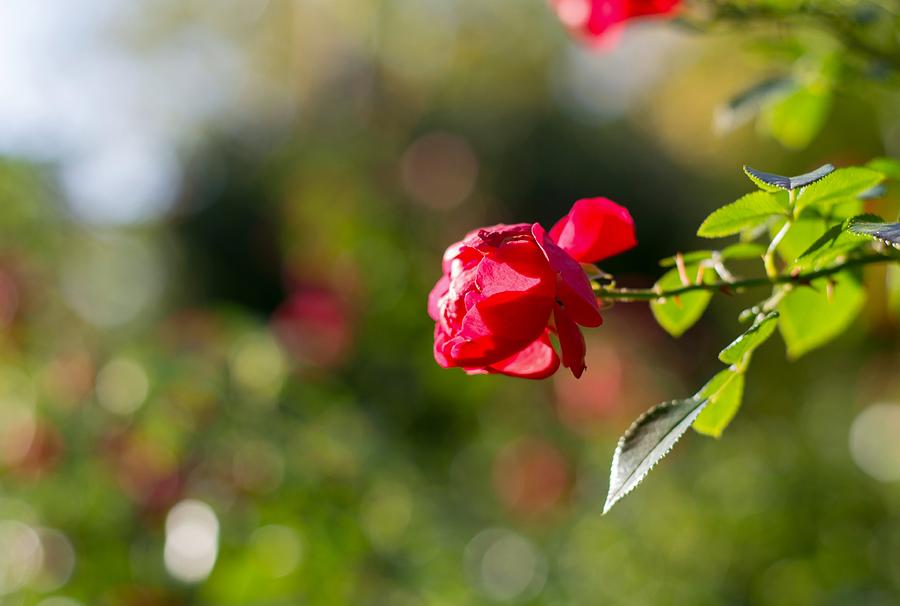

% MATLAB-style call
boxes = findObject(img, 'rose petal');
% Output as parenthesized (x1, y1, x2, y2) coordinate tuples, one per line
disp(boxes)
(554, 306, 586, 378)
(450, 291, 553, 367)
(428, 275, 450, 322)
(476, 239, 556, 299)
(532, 223, 602, 327)
(487, 332, 560, 379)
(433, 325, 453, 368)
(627, 0, 681, 18)
(549, 197, 636, 263)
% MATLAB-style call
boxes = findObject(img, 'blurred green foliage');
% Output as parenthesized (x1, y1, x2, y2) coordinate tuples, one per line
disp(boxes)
(0, 1, 898, 605)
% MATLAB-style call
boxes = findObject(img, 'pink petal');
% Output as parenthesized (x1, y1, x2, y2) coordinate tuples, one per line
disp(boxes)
(532, 223, 602, 327)
(554, 306, 586, 378)
(487, 332, 560, 379)
(549, 197, 636, 263)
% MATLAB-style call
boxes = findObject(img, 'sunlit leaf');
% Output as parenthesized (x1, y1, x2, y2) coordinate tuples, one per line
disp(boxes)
(794, 167, 884, 214)
(658, 250, 714, 268)
(715, 77, 793, 135)
(718, 311, 779, 364)
(778, 271, 866, 358)
(650, 264, 713, 337)
(743, 163, 834, 191)
(697, 191, 789, 238)
(692, 369, 746, 438)
(867, 157, 900, 182)
(772, 216, 827, 263)
(604, 397, 709, 513)
(760, 86, 831, 150)
(721, 242, 767, 261)
(796, 215, 881, 269)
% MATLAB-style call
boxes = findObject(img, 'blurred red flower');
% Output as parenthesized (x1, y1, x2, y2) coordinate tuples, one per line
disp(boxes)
(552, 0, 681, 46)
(429, 198, 635, 379)
(272, 286, 353, 368)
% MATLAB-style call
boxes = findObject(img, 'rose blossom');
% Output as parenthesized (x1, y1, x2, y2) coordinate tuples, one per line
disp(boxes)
(551, 0, 682, 46)
(428, 197, 636, 379)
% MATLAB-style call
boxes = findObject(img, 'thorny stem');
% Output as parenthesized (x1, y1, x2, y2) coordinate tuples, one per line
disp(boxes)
(594, 253, 899, 302)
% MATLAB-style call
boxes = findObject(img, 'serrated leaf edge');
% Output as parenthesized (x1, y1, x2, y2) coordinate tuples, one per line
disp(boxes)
(603, 397, 709, 514)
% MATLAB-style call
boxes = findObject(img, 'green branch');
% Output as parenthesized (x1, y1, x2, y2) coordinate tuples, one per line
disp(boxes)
(596, 253, 899, 302)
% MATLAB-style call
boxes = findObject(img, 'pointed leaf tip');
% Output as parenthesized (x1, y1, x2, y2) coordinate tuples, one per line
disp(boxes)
(603, 397, 709, 513)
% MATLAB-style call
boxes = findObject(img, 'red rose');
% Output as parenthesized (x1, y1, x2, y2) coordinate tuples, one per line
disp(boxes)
(551, 0, 681, 45)
(428, 198, 636, 379)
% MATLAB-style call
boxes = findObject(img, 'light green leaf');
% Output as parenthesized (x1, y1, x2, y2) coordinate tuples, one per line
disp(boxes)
(721, 242, 767, 261)
(772, 216, 827, 264)
(604, 397, 709, 514)
(692, 369, 746, 438)
(796, 215, 882, 269)
(658, 250, 714, 268)
(760, 86, 831, 150)
(698, 191, 790, 238)
(794, 167, 884, 214)
(650, 264, 713, 337)
(778, 271, 866, 358)
(867, 157, 900, 182)
(719, 311, 779, 364)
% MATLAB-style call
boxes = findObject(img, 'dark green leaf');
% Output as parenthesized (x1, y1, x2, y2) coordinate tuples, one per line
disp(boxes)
(650, 264, 713, 337)
(743, 163, 834, 191)
(794, 167, 884, 214)
(778, 271, 866, 358)
(719, 311, 779, 364)
(604, 397, 709, 513)
(692, 369, 746, 438)
(698, 191, 789, 238)
(848, 221, 900, 249)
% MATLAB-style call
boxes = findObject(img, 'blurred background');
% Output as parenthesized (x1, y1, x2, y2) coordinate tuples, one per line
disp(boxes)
(0, 0, 899, 604)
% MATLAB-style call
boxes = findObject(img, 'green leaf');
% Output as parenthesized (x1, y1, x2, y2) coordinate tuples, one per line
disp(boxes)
(888, 264, 900, 320)
(697, 191, 789, 238)
(760, 86, 831, 150)
(692, 369, 746, 438)
(743, 164, 834, 191)
(848, 221, 900, 249)
(604, 397, 709, 513)
(794, 167, 884, 214)
(715, 77, 793, 135)
(650, 264, 713, 337)
(718, 311, 779, 364)
(721, 242, 767, 261)
(778, 271, 866, 358)
(796, 215, 881, 269)
(658, 250, 714, 268)
(867, 157, 900, 182)
(772, 216, 827, 264)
